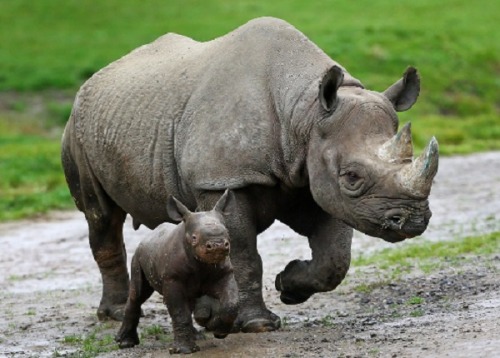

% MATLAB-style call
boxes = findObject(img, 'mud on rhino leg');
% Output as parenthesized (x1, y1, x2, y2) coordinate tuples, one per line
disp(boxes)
(193, 190, 280, 333)
(277, 208, 353, 305)
(63, 147, 130, 320)
(87, 202, 129, 321)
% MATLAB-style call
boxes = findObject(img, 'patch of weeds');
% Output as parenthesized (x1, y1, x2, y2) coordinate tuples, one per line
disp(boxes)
(140, 324, 170, 343)
(25, 308, 36, 316)
(282, 316, 289, 328)
(319, 315, 335, 328)
(63, 335, 81, 344)
(418, 260, 442, 274)
(390, 311, 403, 319)
(410, 309, 424, 317)
(354, 279, 391, 294)
(389, 264, 413, 280)
(407, 296, 425, 305)
(61, 326, 119, 357)
(7, 274, 24, 281)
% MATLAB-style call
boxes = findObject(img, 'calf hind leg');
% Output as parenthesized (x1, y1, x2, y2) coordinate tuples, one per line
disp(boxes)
(116, 259, 154, 348)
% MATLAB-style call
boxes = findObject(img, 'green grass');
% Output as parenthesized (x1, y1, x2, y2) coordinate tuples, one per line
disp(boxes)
(353, 232, 500, 272)
(0, 0, 498, 220)
(140, 324, 171, 343)
(0, 116, 73, 221)
(1, 0, 498, 117)
(60, 324, 119, 358)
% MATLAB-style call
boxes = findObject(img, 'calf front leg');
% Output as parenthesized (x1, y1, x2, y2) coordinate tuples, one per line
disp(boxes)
(165, 282, 200, 354)
(276, 211, 352, 305)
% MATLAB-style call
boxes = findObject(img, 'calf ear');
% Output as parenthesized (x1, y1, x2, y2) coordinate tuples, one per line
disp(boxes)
(319, 65, 344, 112)
(166, 195, 191, 222)
(213, 189, 234, 215)
(383, 67, 420, 112)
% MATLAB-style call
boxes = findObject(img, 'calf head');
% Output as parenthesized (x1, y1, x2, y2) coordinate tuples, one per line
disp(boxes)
(167, 190, 234, 263)
(308, 66, 438, 243)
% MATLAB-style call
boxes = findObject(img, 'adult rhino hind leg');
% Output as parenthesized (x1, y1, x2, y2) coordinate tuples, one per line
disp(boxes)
(276, 205, 353, 305)
(62, 135, 129, 321)
(193, 189, 280, 333)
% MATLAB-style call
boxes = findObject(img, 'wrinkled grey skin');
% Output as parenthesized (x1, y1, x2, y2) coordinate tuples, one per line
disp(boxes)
(61, 17, 438, 333)
(115, 190, 238, 354)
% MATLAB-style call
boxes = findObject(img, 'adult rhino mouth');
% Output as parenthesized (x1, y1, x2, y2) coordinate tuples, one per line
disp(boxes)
(377, 205, 432, 242)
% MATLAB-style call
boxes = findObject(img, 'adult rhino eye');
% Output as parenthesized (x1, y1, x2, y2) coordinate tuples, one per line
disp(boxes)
(346, 171, 360, 183)
(340, 170, 365, 195)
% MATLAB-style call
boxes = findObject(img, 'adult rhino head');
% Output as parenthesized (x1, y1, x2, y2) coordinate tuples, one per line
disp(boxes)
(308, 66, 438, 243)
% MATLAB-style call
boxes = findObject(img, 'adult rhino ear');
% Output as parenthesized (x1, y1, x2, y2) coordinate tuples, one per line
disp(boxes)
(213, 189, 234, 216)
(166, 195, 191, 222)
(319, 65, 344, 112)
(383, 67, 420, 112)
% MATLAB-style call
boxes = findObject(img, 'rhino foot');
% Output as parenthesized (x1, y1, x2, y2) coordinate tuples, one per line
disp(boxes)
(97, 303, 126, 321)
(168, 341, 200, 355)
(194, 295, 280, 333)
(275, 260, 315, 305)
(240, 314, 281, 333)
(115, 327, 139, 349)
(278, 290, 313, 305)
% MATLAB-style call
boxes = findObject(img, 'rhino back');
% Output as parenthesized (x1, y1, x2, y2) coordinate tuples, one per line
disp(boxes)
(71, 33, 209, 224)
(69, 17, 358, 226)
(175, 17, 346, 190)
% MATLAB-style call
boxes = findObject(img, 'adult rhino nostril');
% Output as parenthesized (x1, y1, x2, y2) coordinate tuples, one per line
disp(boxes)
(390, 215, 402, 225)
(384, 210, 407, 230)
(206, 243, 213, 250)
(224, 240, 230, 249)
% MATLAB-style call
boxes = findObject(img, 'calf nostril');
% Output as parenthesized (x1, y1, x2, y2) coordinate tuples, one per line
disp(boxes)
(224, 240, 230, 249)
(206, 243, 213, 250)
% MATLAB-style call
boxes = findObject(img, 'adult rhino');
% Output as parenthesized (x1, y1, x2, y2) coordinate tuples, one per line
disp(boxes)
(62, 17, 438, 333)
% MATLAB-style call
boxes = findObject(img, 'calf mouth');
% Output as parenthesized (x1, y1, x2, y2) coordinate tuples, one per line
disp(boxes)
(196, 250, 230, 264)
(195, 239, 231, 264)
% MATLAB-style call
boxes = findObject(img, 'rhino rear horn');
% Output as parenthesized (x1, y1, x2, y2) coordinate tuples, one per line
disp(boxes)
(383, 67, 420, 112)
(378, 122, 413, 163)
(167, 195, 191, 222)
(319, 65, 344, 112)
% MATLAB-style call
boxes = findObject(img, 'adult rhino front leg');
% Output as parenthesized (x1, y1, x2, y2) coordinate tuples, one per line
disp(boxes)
(276, 205, 352, 305)
(193, 189, 280, 333)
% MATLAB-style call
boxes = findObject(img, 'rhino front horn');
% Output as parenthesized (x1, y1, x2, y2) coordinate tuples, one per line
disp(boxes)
(401, 137, 439, 196)
(378, 122, 413, 163)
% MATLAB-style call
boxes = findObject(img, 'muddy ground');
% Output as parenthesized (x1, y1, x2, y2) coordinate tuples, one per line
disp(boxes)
(1, 151, 499, 357)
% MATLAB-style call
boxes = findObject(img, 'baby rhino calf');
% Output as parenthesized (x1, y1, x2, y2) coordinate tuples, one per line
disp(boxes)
(116, 190, 239, 354)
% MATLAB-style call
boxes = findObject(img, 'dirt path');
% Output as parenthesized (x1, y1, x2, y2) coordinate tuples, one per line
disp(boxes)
(1, 151, 499, 357)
